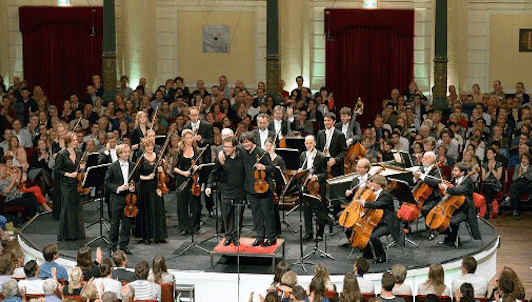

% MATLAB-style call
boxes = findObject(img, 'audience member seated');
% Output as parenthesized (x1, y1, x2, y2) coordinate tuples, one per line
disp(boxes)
(417, 264, 451, 296)
(39, 243, 68, 280)
(0, 252, 15, 288)
(94, 258, 121, 297)
(339, 273, 362, 302)
(62, 267, 83, 296)
(503, 152, 532, 220)
(17, 260, 45, 294)
(120, 285, 135, 302)
(354, 257, 374, 294)
(80, 283, 99, 302)
(10, 247, 25, 278)
(487, 267, 525, 300)
(451, 256, 488, 298)
(77, 246, 102, 280)
(42, 278, 61, 302)
(101, 292, 118, 302)
(307, 276, 329, 302)
(147, 255, 175, 285)
(454, 282, 475, 302)
(377, 272, 405, 302)
(0, 164, 41, 218)
(276, 271, 298, 299)
(291, 286, 309, 302)
(270, 261, 290, 291)
(112, 250, 135, 282)
(28, 138, 54, 200)
(391, 264, 412, 296)
(129, 261, 161, 302)
(2, 279, 21, 302)
(314, 263, 337, 300)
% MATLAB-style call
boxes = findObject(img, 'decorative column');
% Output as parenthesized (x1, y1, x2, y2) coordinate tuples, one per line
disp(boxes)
(266, 0, 281, 98)
(102, 0, 117, 102)
(432, 0, 449, 114)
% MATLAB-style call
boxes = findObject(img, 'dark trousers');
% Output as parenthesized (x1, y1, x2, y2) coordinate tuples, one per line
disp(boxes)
(220, 195, 244, 240)
(443, 209, 468, 243)
(177, 191, 201, 232)
(363, 223, 389, 259)
(109, 199, 132, 250)
(52, 178, 61, 220)
(509, 179, 532, 211)
(10, 193, 40, 218)
(247, 192, 277, 240)
(421, 199, 438, 217)
(481, 184, 497, 215)
(304, 202, 327, 238)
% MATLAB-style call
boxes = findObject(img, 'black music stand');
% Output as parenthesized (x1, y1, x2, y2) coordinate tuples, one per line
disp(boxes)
(287, 169, 313, 271)
(285, 138, 305, 152)
(83, 163, 112, 246)
(276, 148, 300, 232)
(86, 153, 100, 168)
(301, 193, 335, 261)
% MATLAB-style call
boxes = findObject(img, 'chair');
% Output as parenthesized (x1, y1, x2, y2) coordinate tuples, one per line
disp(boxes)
(26, 294, 45, 300)
(161, 283, 175, 302)
(415, 295, 452, 302)
(397, 295, 414, 302)
(63, 295, 84, 302)
(441, 166, 452, 181)
(503, 167, 530, 205)
(176, 284, 195, 302)
(362, 293, 376, 302)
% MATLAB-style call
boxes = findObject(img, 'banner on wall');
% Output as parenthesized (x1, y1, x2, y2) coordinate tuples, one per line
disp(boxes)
(203, 25, 230, 53)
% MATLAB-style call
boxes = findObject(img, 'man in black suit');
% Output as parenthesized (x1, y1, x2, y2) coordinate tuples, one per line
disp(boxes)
(268, 106, 291, 146)
(354, 175, 404, 263)
(336, 107, 361, 147)
(104, 144, 136, 256)
(299, 135, 328, 242)
(98, 133, 118, 164)
(185, 106, 215, 215)
(437, 163, 482, 247)
(316, 112, 347, 178)
(253, 113, 275, 150)
(112, 250, 135, 282)
(413, 151, 442, 240)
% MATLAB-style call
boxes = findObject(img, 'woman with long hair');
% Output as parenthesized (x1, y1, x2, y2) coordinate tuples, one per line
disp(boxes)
(481, 148, 503, 219)
(173, 129, 201, 235)
(63, 267, 83, 296)
(456, 282, 475, 302)
(308, 276, 328, 302)
(391, 264, 412, 295)
(131, 111, 149, 158)
(56, 132, 85, 240)
(314, 263, 337, 301)
(148, 255, 175, 285)
(6, 136, 28, 174)
(76, 246, 101, 280)
(488, 267, 525, 300)
(0, 164, 41, 219)
(125, 99, 137, 118)
(28, 138, 54, 205)
(118, 120, 131, 143)
(417, 263, 451, 296)
(339, 273, 361, 302)
(137, 138, 168, 244)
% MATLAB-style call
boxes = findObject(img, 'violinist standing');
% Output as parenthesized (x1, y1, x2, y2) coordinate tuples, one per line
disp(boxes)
(173, 129, 202, 235)
(300, 135, 328, 242)
(56, 132, 86, 241)
(104, 144, 136, 257)
(437, 163, 481, 248)
(136, 138, 167, 244)
(205, 136, 245, 246)
(412, 151, 442, 241)
(238, 131, 278, 247)
(354, 175, 404, 264)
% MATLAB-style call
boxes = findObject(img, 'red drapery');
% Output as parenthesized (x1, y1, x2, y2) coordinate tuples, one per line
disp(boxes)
(19, 6, 103, 108)
(325, 9, 414, 127)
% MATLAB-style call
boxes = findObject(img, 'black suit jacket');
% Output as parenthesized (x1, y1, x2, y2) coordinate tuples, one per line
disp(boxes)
(299, 150, 328, 198)
(335, 121, 361, 142)
(268, 120, 291, 146)
(364, 190, 405, 246)
(112, 267, 136, 282)
(184, 120, 214, 148)
(316, 128, 347, 176)
(98, 148, 117, 165)
(104, 160, 137, 205)
(252, 128, 276, 149)
(416, 166, 442, 204)
(446, 177, 481, 240)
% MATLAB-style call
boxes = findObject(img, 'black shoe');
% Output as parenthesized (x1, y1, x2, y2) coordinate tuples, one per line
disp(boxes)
(428, 231, 437, 241)
(137, 240, 145, 244)
(252, 238, 264, 247)
(340, 242, 351, 248)
(121, 247, 131, 255)
(145, 240, 151, 245)
(233, 239, 240, 246)
(362, 252, 374, 260)
(223, 238, 232, 246)
(316, 236, 323, 242)
(373, 256, 386, 264)
(156, 240, 167, 244)
(438, 240, 457, 248)
(261, 239, 277, 247)
(302, 234, 313, 241)
(209, 211, 215, 218)
(109, 249, 116, 258)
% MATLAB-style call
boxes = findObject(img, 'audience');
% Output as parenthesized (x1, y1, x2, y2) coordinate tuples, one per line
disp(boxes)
(94, 258, 122, 297)
(339, 273, 362, 302)
(120, 285, 135, 302)
(17, 260, 45, 294)
(391, 264, 412, 296)
(112, 250, 135, 282)
(62, 267, 83, 296)
(42, 278, 61, 302)
(354, 257, 374, 294)
(2, 279, 20, 302)
(451, 256, 488, 298)
(147, 255, 175, 285)
(39, 244, 68, 280)
(377, 272, 405, 302)
(129, 261, 161, 302)
(417, 263, 451, 296)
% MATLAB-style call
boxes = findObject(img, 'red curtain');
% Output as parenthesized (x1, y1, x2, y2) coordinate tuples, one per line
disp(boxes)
(325, 9, 414, 127)
(19, 6, 103, 108)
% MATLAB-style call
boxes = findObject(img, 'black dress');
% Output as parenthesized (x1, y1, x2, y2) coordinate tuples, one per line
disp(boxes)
(51, 141, 63, 220)
(136, 155, 167, 242)
(175, 148, 201, 233)
(55, 149, 85, 241)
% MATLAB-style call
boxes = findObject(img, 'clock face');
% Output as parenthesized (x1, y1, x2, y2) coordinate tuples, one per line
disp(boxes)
(519, 29, 532, 52)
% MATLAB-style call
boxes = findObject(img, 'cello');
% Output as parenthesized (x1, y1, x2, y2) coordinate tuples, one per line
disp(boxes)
(397, 157, 445, 222)
(339, 166, 384, 229)
(344, 98, 366, 174)
(425, 167, 480, 232)
(349, 180, 399, 249)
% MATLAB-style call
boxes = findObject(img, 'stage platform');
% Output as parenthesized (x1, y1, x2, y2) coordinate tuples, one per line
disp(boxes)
(17, 192, 499, 302)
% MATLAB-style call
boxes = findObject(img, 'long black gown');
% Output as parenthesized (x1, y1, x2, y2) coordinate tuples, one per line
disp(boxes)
(175, 148, 202, 233)
(55, 148, 85, 241)
(136, 155, 167, 242)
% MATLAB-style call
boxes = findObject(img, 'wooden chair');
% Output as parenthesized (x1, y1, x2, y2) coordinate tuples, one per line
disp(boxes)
(362, 293, 376, 302)
(415, 295, 452, 302)
(161, 283, 174, 302)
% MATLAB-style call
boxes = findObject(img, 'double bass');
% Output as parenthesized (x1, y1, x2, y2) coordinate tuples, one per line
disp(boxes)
(344, 98, 366, 174)
(425, 167, 480, 232)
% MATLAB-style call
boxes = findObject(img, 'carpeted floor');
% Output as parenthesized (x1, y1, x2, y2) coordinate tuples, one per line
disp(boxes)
(19, 192, 498, 275)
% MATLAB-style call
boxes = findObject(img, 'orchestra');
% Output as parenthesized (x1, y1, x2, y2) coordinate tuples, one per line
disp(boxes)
(54, 101, 485, 259)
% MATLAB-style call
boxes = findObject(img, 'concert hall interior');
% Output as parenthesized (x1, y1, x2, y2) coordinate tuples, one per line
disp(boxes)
(0, 0, 532, 302)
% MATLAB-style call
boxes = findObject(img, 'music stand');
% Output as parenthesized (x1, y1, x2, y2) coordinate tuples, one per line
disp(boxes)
(178, 163, 215, 256)
(285, 138, 305, 152)
(83, 163, 112, 246)
(275, 148, 300, 232)
(301, 193, 335, 261)
(86, 153, 100, 169)
(287, 169, 313, 271)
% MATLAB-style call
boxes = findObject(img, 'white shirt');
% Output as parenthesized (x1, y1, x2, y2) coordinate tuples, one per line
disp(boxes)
(105, 148, 118, 162)
(191, 121, 200, 134)
(325, 127, 334, 152)
(305, 149, 317, 170)
(341, 123, 349, 138)
(259, 129, 269, 149)
(274, 120, 283, 139)
(417, 165, 433, 182)
(118, 160, 129, 193)
(452, 273, 488, 298)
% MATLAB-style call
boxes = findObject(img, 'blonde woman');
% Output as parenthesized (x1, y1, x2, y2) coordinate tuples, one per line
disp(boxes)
(391, 264, 412, 295)
(417, 264, 451, 296)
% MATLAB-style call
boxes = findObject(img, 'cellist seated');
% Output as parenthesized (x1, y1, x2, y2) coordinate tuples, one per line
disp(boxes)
(412, 151, 442, 241)
(436, 163, 482, 248)
(353, 175, 404, 264)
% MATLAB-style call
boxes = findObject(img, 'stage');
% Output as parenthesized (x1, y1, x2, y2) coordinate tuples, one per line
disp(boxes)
(18, 192, 499, 302)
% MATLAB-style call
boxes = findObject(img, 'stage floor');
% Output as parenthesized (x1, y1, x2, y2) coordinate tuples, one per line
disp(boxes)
(19, 192, 498, 275)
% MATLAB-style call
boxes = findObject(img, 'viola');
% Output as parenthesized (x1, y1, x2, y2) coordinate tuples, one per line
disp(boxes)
(190, 159, 201, 197)
(254, 169, 269, 194)
(306, 179, 320, 200)
(124, 182, 138, 218)
(425, 167, 480, 232)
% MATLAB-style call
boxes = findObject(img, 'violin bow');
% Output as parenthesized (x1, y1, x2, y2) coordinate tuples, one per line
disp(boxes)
(72, 116, 83, 132)
(149, 106, 159, 131)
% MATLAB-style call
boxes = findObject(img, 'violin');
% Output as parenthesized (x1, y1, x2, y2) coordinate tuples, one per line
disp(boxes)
(152, 129, 173, 197)
(124, 182, 138, 218)
(425, 167, 480, 232)
(253, 149, 270, 194)
(306, 179, 320, 200)
(77, 149, 90, 195)
(190, 159, 201, 197)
